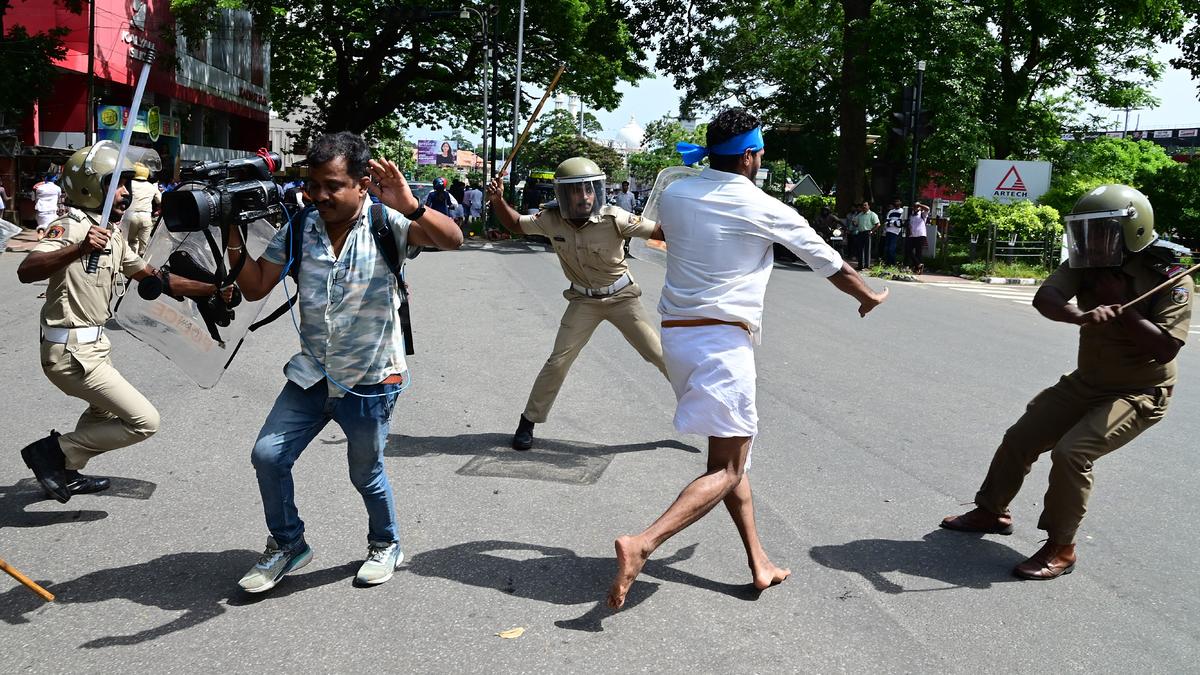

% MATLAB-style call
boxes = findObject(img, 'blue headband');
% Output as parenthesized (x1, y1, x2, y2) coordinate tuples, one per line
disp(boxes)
(675, 127, 765, 166)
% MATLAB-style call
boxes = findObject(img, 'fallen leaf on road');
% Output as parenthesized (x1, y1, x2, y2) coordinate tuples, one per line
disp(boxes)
(496, 627, 525, 639)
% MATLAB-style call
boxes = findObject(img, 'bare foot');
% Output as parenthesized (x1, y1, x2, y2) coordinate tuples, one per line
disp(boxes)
(752, 561, 791, 590)
(607, 535, 649, 610)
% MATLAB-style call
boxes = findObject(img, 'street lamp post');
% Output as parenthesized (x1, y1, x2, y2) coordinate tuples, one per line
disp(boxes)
(428, 7, 488, 188)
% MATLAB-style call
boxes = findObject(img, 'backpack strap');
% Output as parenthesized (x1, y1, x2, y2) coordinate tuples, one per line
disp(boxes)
(248, 206, 312, 332)
(369, 203, 415, 356)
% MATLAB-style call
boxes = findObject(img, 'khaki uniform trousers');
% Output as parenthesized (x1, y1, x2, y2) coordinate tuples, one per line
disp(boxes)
(975, 372, 1168, 544)
(41, 336, 160, 470)
(125, 212, 153, 257)
(523, 287, 667, 423)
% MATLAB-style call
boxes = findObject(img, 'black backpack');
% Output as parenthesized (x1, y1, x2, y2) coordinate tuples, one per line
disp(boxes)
(249, 203, 415, 355)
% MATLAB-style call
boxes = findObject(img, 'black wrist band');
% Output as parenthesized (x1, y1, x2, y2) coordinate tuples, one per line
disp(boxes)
(405, 205, 426, 220)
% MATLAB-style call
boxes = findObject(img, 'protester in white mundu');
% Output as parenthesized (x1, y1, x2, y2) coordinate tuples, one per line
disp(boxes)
(606, 107, 889, 610)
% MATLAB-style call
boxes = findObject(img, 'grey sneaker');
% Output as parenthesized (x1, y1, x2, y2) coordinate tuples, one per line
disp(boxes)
(238, 536, 313, 594)
(356, 541, 403, 586)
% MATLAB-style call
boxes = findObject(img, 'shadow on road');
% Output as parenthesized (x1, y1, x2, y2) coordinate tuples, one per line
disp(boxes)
(406, 540, 759, 633)
(0, 476, 156, 529)
(809, 529, 1026, 594)
(458, 240, 547, 255)
(382, 433, 698, 485)
(0, 550, 355, 648)
(384, 432, 698, 459)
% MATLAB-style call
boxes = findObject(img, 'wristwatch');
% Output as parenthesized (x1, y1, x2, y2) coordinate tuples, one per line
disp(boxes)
(405, 205, 426, 221)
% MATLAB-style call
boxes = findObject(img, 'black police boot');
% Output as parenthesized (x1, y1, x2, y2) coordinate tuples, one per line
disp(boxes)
(511, 415, 535, 451)
(20, 432, 70, 503)
(63, 470, 111, 495)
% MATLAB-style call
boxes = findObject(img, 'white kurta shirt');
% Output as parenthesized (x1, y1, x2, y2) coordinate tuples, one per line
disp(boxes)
(657, 167, 843, 343)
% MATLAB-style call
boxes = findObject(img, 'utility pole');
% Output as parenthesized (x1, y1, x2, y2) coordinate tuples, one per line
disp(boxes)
(85, 0, 96, 145)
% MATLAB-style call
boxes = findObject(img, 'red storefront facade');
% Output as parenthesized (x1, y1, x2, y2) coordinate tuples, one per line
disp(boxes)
(5, 0, 269, 195)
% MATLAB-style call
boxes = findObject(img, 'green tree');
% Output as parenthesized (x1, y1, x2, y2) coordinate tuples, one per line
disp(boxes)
(625, 117, 705, 185)
(1039, 137, 1176, 215)
(173, 0, 650, 140)
(1138, 160, 1200, 245)
(529, 108, 603, 142)
(365, 115, 416, 176)
(629, 0, 1187, 214)
(413, 165, 460, 183)
(521, 134, 624, 178)
(0, 0, 83, 125)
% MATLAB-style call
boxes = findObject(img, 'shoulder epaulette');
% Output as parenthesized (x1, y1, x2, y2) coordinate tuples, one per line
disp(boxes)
(1143, 238, 1189, 276)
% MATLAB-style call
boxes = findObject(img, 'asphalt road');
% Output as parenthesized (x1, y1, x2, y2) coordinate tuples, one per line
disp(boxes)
(1, 240, 1197, 672)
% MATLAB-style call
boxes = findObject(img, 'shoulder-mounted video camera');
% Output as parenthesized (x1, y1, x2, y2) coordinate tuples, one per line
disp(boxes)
(162, 151, 283, 233)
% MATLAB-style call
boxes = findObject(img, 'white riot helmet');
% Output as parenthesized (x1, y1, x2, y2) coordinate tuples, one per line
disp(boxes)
(553, 157, 605, 221)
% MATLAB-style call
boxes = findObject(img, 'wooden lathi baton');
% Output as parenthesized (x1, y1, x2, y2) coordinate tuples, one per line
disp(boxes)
(498, 63, 567, 177)
(0, 558, 54, 602)
(1117, 261, 1200, 311)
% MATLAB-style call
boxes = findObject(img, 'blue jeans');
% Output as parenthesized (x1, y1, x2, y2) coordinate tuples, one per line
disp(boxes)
(883, 231, 900, 265)
(252, 380, 400, 548)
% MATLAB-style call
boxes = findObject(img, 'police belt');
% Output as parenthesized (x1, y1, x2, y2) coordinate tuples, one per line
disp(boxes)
(571, 272, 632, 298)
(41, 324, 103, 344)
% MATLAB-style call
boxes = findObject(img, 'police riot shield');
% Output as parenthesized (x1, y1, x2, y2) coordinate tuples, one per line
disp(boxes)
(113, 217, 283, 388)
(627, 165, 701, 267)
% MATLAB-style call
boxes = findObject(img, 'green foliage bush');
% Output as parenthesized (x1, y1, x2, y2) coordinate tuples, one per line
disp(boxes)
(947, 197, 1061, 239)
(1040, 137, 1175, 215)
(790, 195, 837, 222)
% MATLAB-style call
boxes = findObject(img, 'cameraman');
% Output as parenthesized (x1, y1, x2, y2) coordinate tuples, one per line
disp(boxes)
(224, 131, 461, 594)
(16, 142, 226, 504)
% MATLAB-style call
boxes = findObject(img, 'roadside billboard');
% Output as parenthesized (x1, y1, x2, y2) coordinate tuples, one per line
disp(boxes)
(972, 159, 1052, 204)
(418, 139, 458, 166)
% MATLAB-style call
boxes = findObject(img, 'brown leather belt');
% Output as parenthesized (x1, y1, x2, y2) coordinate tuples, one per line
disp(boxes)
(661, 318, 752, 334)
(379, 373, 405, 385)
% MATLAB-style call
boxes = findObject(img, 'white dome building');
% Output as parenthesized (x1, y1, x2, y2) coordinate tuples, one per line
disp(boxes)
(613, 115, 645, 151)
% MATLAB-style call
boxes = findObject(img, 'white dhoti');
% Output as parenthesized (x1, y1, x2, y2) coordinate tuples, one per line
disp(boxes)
(35, 211, 57, 232)
(662, 323, 758, 462)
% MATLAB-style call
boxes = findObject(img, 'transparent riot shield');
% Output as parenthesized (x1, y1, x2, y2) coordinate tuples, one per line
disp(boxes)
(113, 217, 283, 388)
(627, 165, 701, 267)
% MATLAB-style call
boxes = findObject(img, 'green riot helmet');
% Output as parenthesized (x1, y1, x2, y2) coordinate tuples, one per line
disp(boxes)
(1063, 184, 1156, 269)
(553, 156, 606, 221)
(62, 141, 136, 212)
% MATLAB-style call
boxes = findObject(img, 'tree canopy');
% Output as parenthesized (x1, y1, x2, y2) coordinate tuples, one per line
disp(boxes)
(173, 0, 651, 145)
(627, 0, 1189, 213)
(626, 118, 705, 185)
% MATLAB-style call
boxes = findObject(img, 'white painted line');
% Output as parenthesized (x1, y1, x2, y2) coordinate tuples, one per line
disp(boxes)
(982, 293, 1031, 300)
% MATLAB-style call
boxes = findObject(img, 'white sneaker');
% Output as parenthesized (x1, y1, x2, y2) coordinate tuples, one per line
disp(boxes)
(238, 536, 313, 593)
(356, 541, 403, 585)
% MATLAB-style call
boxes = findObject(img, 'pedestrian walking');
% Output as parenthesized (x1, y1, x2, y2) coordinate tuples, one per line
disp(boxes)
(223, 132, 462, 593)
(613, 180, 636, 212)
(486, 157, 668, 451)
(606, 108, 889, 609)
(942, 184, 1193, 580)
(0, 182, 20, 253)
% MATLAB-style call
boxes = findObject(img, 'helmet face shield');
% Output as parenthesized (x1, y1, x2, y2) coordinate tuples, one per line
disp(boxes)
(554, 177, 605, 220)
(1065, 209, 1127, 268)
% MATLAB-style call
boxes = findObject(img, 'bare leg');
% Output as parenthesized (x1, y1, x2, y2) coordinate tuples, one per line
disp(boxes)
(608, 436, 750, 610)
(723, 473, 790, 589)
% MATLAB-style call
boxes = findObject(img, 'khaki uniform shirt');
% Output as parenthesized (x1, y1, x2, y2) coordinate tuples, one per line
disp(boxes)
(32, 209, 146, 329)
(1043, 253, 1194, 389)
(129, 179, 161, 216)
(518, 204, 655, 291)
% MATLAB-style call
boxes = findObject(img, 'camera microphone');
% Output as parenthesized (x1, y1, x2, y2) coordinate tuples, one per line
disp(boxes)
(137, 274, 163, 300)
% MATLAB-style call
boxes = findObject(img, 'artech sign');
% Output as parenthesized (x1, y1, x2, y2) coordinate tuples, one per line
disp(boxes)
(973, 160, 1052, 204)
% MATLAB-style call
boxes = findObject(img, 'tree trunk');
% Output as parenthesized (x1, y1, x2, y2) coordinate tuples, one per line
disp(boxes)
(836, 0, 873, 216)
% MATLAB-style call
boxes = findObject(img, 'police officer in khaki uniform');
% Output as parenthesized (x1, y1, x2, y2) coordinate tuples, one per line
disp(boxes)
(942, 184, 1193, 580)
(125, 162, 161, 256)
(17, 141, 222, 503)
(487, 157, 667, 450)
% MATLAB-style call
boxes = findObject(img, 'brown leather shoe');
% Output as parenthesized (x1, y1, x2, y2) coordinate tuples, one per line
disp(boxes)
(940, 507, 1013, 535)
(1013, 542, 1076, 580)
